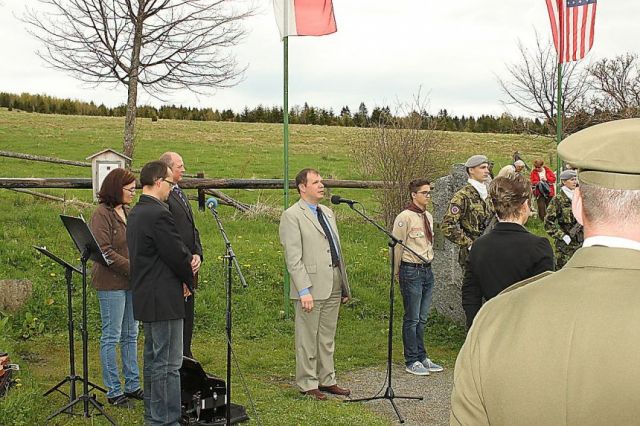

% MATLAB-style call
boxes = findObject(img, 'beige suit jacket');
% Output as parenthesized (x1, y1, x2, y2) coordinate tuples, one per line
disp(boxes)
(279, 199, 350, 300)
(450, 246, 640, 425)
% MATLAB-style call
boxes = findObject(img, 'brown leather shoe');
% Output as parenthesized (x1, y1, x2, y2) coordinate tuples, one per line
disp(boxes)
(301, 389, 327, 400)
(319, 384, 351, 396)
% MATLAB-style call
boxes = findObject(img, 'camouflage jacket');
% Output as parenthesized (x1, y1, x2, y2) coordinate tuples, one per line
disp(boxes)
(442, 183, 494, 248)
(544, 189, 584, 247)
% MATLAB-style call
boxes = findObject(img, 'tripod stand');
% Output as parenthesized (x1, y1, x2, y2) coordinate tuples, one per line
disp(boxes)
(35, 246, 105, 410)
(208, 204, 249, 426)
(343, 202, 427, 423)
(51, 215, 115, 425)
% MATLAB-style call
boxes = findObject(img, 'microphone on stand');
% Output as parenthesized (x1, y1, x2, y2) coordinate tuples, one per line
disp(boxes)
(330, 195, 358, 206)
(205, 197, 219, 211)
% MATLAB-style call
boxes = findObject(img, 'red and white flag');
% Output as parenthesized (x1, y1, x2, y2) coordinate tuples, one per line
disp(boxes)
(273, 0, 337, 38)
(546, 0, 597, 63)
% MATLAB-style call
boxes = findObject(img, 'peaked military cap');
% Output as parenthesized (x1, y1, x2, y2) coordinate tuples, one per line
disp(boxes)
(558, 119, 640, 190)
(559, 169, 577, 181)
(464, 155, 489, 168)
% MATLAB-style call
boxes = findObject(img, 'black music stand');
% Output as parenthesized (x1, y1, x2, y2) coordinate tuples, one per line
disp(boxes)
(35, 246, 106, 411)
(48, 215, 115, 425)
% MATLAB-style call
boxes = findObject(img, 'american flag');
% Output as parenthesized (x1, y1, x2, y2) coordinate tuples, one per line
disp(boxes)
(546, 0, 597, 63)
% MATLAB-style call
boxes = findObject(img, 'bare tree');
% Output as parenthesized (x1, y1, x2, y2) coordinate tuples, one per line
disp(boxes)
(589, 53, 640, 118)
(498, 33, 591, 136)
(24, 0, 253, 161)
(353, 93, 440, 228)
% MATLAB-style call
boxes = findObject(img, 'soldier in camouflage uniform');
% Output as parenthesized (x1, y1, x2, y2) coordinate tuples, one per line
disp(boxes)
(544, 169, 583, 269)
(442, 155, 495, 269)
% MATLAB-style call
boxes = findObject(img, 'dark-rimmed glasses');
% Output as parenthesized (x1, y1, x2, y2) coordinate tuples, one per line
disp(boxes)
(162, 178, 177, 188)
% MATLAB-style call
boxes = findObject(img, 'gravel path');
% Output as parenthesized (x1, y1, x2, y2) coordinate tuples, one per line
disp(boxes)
(342, 364, 453, 425)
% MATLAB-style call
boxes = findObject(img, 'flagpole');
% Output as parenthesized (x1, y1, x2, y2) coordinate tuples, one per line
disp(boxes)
(555, 0, 564, 185)
(283, 25, 291, 317)
(556, 61, 563, 178)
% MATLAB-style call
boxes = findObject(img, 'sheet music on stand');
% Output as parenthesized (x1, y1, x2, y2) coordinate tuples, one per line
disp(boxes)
(59, 215, 112, 266)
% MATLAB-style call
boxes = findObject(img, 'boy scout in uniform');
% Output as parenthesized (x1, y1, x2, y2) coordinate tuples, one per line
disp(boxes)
(544, 169, 583, 269)
(392, 178, 443, 376)
(441, 155, 495, 269)
(450, 119, 640, 426)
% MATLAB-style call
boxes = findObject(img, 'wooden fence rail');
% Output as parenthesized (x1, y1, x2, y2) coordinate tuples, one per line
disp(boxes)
(0, 178, 385, 190)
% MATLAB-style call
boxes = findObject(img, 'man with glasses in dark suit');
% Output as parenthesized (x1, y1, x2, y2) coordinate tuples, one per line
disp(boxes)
(128, 160, 194, 425)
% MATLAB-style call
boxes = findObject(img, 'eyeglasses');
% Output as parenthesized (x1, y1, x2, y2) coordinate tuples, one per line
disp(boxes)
(123, 186, 136, 194)
(417, 190, 431, 197)
(162, 178, 177, 188)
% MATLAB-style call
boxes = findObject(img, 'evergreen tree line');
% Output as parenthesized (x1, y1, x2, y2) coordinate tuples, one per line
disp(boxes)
(0, 91, 550, 134)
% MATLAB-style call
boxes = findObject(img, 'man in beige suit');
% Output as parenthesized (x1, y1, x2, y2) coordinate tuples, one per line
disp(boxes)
(450, 119, 640, 425)
(279, 168, 351, 400)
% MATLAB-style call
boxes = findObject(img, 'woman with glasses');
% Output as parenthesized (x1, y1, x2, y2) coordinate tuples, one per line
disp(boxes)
(89, 168, 142, 408)
(462, 175, 555, 328)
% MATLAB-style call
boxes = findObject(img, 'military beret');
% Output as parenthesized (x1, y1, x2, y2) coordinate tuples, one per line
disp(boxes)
(558, 119, 640, 190)
(559, 169, 577, 180)
(464, 155, 489, 168)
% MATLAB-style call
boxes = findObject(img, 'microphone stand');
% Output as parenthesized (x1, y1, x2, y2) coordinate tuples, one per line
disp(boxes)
(208, 205, 247, 426)
(343, 201, 427, 424)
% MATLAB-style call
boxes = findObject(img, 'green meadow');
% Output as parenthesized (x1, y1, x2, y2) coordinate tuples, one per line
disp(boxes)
(0, 108, 555, 424)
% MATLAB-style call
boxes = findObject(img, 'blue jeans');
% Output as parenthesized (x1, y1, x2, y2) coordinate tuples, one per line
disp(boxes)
(97, 290, 140, 398)
(143, 319, 183, 426)
(399, 264, 434, 366)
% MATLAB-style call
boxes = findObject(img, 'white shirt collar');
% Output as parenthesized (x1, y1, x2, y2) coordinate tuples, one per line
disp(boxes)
(468, 178, 488, 200)
(582, 236, 640, 251)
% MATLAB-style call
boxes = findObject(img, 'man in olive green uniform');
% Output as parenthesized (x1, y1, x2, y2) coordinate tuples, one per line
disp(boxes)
(544, 169, 583, 269)
(450, 119, 640, 426)
(442, 155, 494, 269)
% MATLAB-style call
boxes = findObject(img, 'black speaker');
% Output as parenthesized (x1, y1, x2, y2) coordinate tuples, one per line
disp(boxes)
(180, 356, 249, 425)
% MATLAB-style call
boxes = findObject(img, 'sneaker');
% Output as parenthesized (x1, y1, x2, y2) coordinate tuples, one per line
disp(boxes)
(405, 361, 430, 376)
(423, 358, 444, 373)
(107, 394, 132, 408)
(125, 388, 144, 400)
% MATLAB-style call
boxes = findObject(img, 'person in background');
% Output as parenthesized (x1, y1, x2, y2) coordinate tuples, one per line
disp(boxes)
(451, 119, 640, 425)
(462, 175, 554, 328)
(442, 155, 495, 271)
(159, 152, 203, 359)
(392, 178, 443, 376)
(544, 169, 583, 269)
(497, 159, 526, 178)
(530, 158, 556, 220)
(89, 167, 142, 408)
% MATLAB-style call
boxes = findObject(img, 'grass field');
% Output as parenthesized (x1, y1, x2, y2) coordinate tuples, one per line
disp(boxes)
(0, 108, 556, 424)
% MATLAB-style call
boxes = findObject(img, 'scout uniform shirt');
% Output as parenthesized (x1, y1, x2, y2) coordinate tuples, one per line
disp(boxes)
(392, 208, 435, 275)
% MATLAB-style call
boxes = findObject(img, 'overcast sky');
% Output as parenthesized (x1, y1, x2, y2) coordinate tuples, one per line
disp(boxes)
(1, 1, 639, 117)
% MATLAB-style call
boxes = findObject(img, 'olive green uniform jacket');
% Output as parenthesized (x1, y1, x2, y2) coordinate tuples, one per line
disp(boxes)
(450, 246, 640, 426)
(441, 183, 494, 268)
(544, 190, 583, 269)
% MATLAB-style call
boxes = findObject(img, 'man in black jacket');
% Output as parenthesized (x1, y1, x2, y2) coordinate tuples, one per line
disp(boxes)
(128, 160, 194, 425)
(462, 175, 554, 328)
(160, 151, 203, 358)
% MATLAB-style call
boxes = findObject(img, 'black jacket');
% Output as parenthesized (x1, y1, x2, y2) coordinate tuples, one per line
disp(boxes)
(127, 195, 194, 322)
(167, 187, 203, 259)
(462, 221, 554, 328)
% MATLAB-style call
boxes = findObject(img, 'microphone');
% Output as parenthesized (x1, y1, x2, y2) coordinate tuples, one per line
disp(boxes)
(330, 195, 357, 206)
(205, 197, 218, 210)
